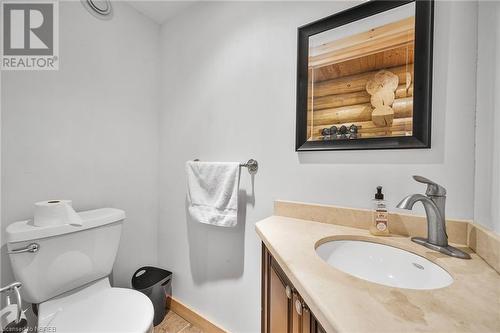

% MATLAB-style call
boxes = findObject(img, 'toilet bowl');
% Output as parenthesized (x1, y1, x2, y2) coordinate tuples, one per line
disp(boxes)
(6, 208, 154, 333)
(38, 278, 153, 333)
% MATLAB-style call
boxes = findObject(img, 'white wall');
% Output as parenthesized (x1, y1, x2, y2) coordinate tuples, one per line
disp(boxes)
(158, 2, 478, 332)
(475, 1, 500, 233)
(1, 1, 161, 289)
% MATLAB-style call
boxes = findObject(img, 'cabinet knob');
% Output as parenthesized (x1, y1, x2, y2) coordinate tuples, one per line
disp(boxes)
(285, 286, 292, 299)
(295, 299, 303, 316)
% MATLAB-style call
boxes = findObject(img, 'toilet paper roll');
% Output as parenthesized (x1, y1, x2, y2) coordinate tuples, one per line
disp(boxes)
(0, 304, 28, 333)
(34, 200, 83, 227)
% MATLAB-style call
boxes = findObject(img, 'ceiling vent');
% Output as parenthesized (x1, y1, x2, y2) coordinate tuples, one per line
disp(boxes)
(81, 0, 113, 20)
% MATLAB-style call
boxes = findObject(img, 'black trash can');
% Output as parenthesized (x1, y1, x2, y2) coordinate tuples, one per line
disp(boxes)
(132, 266, 172, 326)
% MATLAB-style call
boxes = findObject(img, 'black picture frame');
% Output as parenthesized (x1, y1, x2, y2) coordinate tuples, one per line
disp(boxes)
(296, 0, 434, 151)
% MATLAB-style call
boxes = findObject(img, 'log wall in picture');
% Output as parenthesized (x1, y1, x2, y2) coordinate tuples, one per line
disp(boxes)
(313, 44, 414, 82)
(313, 90, 371, 110)
(309, 17, 415, 69)
(392, 97, 413, 114)
(312, 117, 413, 138)
(313, 104, 372, 125)
(358, 130, 410, 138)
(312, 83, 414, 111)
(312, 97, 413, 126)
(307, 38, 415, 140)
(307, 68, 313, 139)
(396, 83, 413, 98)
(313, 64, 413, 97)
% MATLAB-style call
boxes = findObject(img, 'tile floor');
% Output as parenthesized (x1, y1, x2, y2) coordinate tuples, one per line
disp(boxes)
(154, 310, 204, 333)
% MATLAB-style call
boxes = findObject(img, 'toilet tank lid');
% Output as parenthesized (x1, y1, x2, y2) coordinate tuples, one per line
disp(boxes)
(6, 208, 126, 243)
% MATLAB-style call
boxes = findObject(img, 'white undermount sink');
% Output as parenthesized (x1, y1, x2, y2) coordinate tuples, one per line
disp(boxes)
(315, 240, 453, 290)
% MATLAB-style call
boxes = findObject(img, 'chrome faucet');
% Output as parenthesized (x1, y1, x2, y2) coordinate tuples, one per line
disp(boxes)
(397, 176, 470, 259)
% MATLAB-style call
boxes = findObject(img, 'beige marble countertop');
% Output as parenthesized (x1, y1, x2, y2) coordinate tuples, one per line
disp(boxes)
(256, 216, 500, 333)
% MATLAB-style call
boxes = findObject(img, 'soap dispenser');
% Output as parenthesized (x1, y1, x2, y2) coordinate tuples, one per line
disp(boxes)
(370, 186, 389, 236)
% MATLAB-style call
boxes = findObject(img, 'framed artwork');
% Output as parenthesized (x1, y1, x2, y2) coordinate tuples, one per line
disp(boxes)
(296, 0, 434, 151)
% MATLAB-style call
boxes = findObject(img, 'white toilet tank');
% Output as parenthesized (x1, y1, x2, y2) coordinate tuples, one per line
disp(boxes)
(6, 208, 125, 304)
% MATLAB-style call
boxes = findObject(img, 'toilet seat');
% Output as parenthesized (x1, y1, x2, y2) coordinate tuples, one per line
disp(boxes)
(38, 278, 154, 333)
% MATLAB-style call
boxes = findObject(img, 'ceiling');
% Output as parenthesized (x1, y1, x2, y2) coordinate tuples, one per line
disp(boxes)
(127, 1, 369, 25)
(127, 1, 197, 24)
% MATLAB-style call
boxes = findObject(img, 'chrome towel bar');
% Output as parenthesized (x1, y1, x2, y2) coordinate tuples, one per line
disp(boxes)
(193, 159, 258, 175)
(0, 282, 21, 294)
(0, 282, 23, 325)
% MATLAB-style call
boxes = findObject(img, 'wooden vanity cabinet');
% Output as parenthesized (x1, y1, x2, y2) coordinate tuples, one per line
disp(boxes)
(262, 244, 326, 333)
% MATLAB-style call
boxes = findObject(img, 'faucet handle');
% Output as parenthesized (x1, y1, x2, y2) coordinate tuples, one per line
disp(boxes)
(413, 175, 447, 196)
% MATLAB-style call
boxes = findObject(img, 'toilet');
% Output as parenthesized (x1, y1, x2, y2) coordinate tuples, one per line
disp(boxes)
(6, 208, 154, 333)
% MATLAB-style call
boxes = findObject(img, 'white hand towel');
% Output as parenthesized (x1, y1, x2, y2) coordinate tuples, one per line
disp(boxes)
(186, 161, 240, 227)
